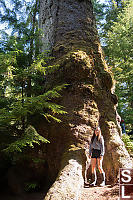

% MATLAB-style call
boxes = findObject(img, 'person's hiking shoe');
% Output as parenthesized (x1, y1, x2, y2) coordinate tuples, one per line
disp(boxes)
(100, 181, 105, 187)
(99, 172, 105, 187)
(89, 173, 97, 187)
(84, 182, 89, 188)
(90, 182, 97, 187)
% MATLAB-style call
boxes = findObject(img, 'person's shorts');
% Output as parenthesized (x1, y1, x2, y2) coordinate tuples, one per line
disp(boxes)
(91, 149, 101, 158)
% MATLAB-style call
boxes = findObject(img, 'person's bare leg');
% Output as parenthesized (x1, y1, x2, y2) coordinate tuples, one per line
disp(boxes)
(91, 158, 97, 173)
(97, 157, 104, 173)
(97, 157, 105, 186)
(90, 158, 97, 186)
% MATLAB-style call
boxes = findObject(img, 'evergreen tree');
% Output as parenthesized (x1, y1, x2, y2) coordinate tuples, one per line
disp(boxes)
(92, 0, 107, 38)
(92, 0, 132, 130)
(0, 0, 67, 156)
(106, 0, 133, 129)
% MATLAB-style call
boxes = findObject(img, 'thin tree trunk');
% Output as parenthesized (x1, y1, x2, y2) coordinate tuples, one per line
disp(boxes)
(21, 81, 25, 132)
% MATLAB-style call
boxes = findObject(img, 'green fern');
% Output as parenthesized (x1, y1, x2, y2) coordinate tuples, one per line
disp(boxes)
(24, 182, 39, 192)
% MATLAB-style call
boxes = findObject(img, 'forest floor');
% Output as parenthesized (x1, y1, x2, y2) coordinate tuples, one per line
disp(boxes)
(0, 185, 120, 200)
(0, 192, 45, 200)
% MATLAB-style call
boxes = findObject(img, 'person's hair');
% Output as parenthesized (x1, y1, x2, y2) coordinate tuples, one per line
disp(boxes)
(91, 127, 101, 143)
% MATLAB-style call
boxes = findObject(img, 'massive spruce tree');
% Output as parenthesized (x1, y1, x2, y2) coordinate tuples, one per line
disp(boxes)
(39, 0, 132, 199)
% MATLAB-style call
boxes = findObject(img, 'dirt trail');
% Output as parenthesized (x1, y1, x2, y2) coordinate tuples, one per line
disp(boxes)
(80, 185, 119, 200)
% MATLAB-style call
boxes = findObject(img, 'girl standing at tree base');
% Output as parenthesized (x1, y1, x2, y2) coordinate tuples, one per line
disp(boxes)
(89, 126, 105, 187)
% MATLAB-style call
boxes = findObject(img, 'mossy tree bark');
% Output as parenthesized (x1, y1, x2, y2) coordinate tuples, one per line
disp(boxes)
(39, 0, 132, 199)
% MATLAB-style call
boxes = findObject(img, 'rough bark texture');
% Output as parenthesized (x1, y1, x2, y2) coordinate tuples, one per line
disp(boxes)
(39, 0, 133, 199)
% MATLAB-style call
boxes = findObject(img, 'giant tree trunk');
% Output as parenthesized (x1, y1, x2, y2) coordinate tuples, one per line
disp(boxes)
(39, 0, 132, 199)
